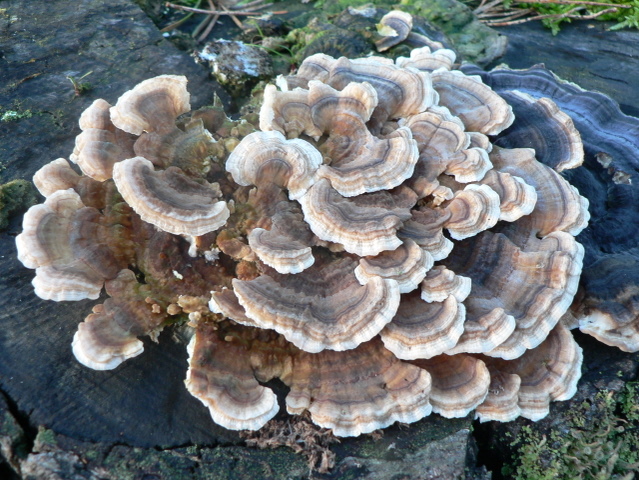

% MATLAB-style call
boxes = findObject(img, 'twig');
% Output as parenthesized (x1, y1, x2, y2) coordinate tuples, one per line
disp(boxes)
(161, 15, 193, 33)
(160, 0, 202, 33)
(474, 0, 512, 15)
(197, 0, 220, 41)
(513, 0, 630, 8)
(232, 0, 270, 9)
(221, 2, 246, 30)
(479, 8, 534, 20)
(193, 12, 212, 38)
(484, 5, 619, 26)
(165, 2, 286, 15)
(238, 2, 276, 12)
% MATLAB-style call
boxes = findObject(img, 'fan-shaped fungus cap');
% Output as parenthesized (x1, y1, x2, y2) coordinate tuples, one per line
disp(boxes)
(478, 170, 537, 222)
(445, 147, 492, 184)
(381, 292, 465, 360)
(420, 265, 471, 303)
(354, 239, 433, 293)
(375, 10, 413, 52)
(446, 302, 516, 355)
(110, 75, 191, 135)
(406, 110, 467, 161)
(281, 53, 332, 90)
(474, 371, 521, 422)
(479, 323, 582, 421)
(581, 311, 639, 351)
(396, 45, 457, 72)
(209, 288, 254, 324)
(33, 158, 82, 197)
(70, 98, 137, 181)
(226, 131, 323, 200)
(186, 322, 280, 431)
(412, 354, 490, 418)
(489, 147, 589, 236)
(283, 338, 432, 436)
(306, 79, 378, 131)
(72, 269, 166, 370)
(244, 189, 317, 274)
(133, 118, 218, 175)
(493, 91, 584, 172)
(70, 128, 136, 181)
(431, 70, 514, 135)
(112, 157, 229, 236)
(259, 84, 323, 139)
(444, 184, 501, 240)
(299, 179, 411, 256)
(15, 189, 121, 301)
(446, 229, 584, 360)
(231, 257, 401, 353)
(399, 208, 454, 261)
(248, 227, 314, 274)
(78, 98, 113, 130)
(318, 123, 419, 193)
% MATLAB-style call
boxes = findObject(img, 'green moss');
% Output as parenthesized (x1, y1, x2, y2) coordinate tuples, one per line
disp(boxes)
(102, 446, 200, 480)
(1, 109, 33, 122)
(463, 0, 639, 34)
(309, 0, 504, 64)
(34, 427, 58, 449)
(339, 415, 472, 465)
(620, 382, 639, 422)
(400, 0, 474, 29)
(507, 388, 639, 479)
(0, 179, 37, 230)
(199, 446, 309, 480)
(312, 0, 374, 16)
(1, 410, 28, 460)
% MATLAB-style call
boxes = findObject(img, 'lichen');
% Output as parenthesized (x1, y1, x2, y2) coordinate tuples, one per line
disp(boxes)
(195, 40, 274, 99)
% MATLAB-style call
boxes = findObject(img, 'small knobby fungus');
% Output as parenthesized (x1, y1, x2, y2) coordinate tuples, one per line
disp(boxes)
(18, 18, 620, 440)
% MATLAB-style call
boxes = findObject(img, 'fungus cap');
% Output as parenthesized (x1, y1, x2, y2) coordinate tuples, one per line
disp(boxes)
(112, 156, 229, 236)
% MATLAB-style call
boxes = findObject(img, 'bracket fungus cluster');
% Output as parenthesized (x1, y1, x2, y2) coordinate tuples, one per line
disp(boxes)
(460, 63, 639, 355)
(21, 20, 631, 439)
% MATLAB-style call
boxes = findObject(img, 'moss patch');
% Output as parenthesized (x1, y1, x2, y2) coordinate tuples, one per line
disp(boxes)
(311, 0, 505, 65)
(0, 109, 34, 122)
(0, 179, 37, 230)
(505, 384, 639, 479)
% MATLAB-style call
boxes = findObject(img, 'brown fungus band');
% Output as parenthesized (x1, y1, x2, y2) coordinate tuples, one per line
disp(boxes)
(18, 31, 599, 437)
